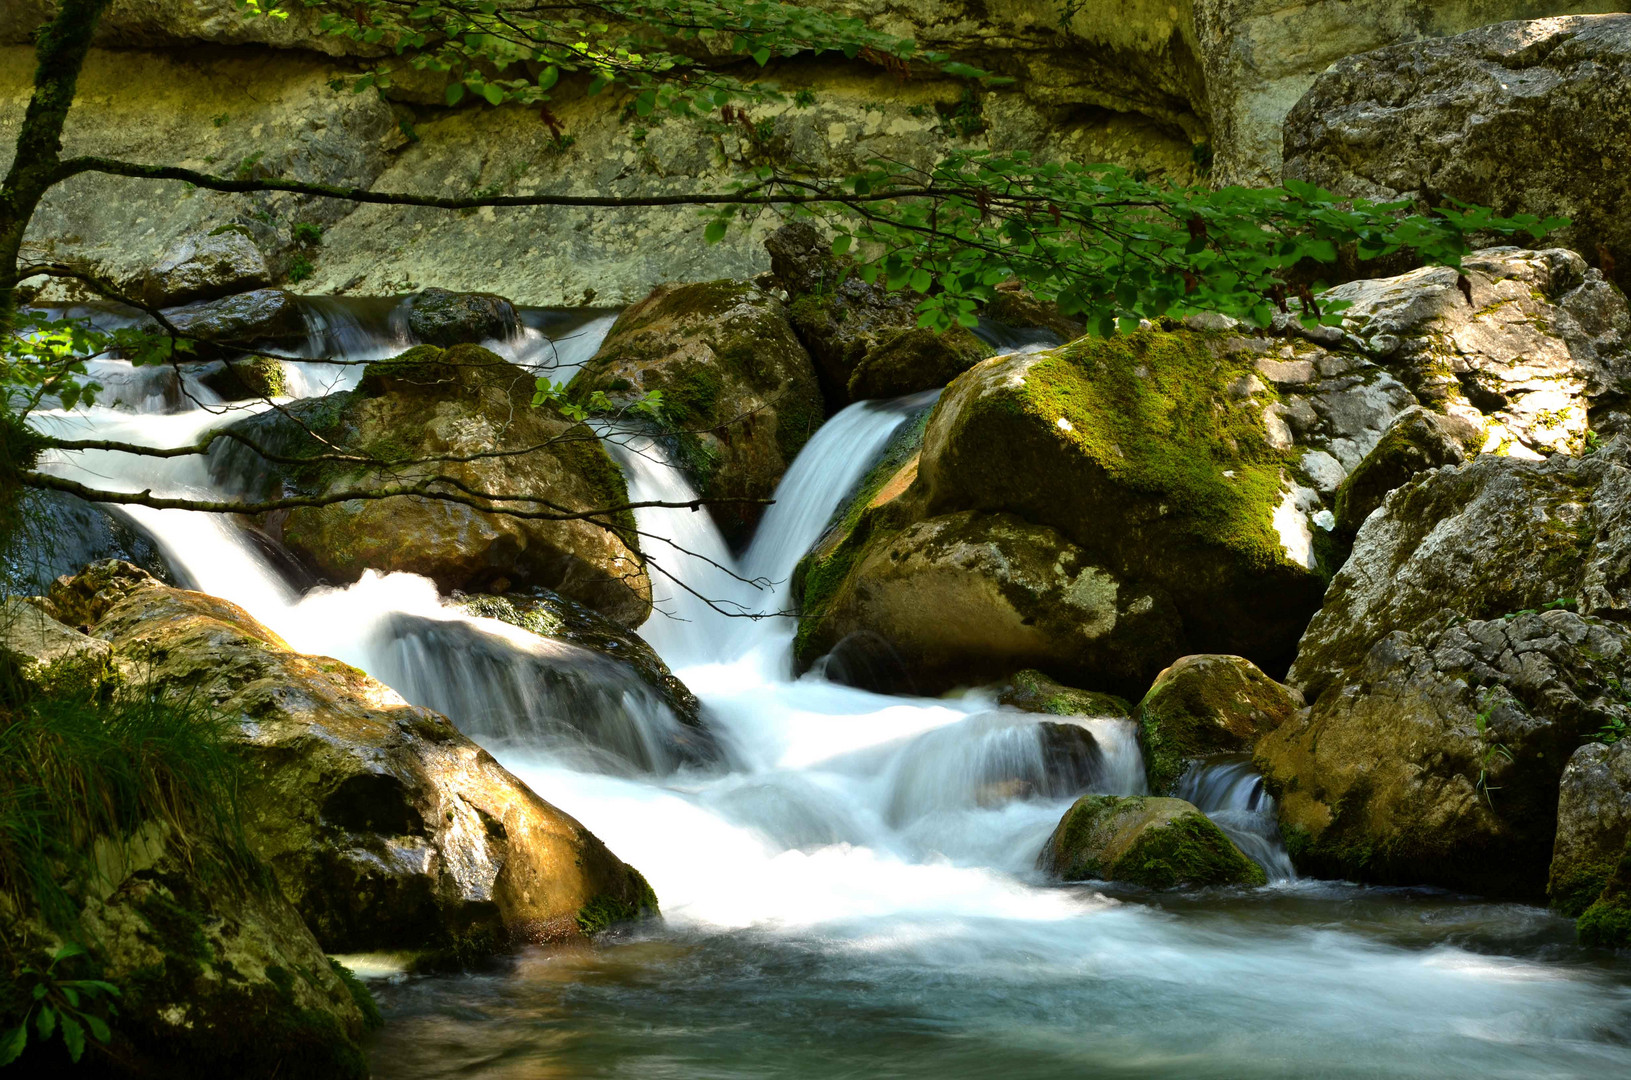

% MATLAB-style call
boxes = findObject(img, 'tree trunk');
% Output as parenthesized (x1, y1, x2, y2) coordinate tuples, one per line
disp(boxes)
(0, 0, 112, 335)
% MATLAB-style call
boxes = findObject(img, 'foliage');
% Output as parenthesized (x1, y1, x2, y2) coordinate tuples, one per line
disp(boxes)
(0, 943, 119, 1066)
(1472, 689, 1514, 807)
(3, 312, 186, 413)
(533, 376, 663, 423)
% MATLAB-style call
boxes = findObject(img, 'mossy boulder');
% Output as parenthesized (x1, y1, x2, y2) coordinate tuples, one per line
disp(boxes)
(1, 824, 373, 1079)
(1577, 834, 1631, 950)
(1332, 406, 1471, 537)
(767, 222, 993, 408)
(915, 328, 1328, 672)
(406, 286, 519, 346)
(1137, 654, 1300, 795)
(997, 669, 1131, 718)
(796, 509, 1184, 696)
(73, 563, 658, 961)
(1550, 739, 1631, 918)
(215, 343, 651, 625)
(0, 597, 115, 696)
(568, 279, 823, 546)
(196, 353, 288, 401)
(1038, 795, 1267, 888)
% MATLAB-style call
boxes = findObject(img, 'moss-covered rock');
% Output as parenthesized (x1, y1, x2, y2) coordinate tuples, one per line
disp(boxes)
(568, 279, 823, 546)
(997, 669, 1130, 718)
(1550, 739, 1631, 917)
(767, 223, 993, 409)
(215, 343, 651, 625)
(1039, 795, 1267, 888)
(73, 563, 658, 962)
(1332, 407, 1471, 537)
(1577, 834, 1631, 950)
(1137, 654, 1299, 795)
(196, 353, 288, 401)
(406, 286, 519, 346)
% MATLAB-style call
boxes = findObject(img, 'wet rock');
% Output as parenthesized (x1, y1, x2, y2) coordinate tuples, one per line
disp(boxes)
(195, 353, 288, 401)
(216, 344, 652, 625)
(140, 228, 270, 308)
(1332, 407, 1471, 537)
(1576, 837, 1631, 949)
(1283, 15, 1631, 286)
(1319, 248, 1631, 458)
(165, 288, 308, 352)
(1550, 739, 1631, 916)
(767, 223, 992, 409)
(1039, 794, 1266, 888)
(406, 287, 518, 346)
(4, 824, 373, 1079)
(797, 509, 1184, 697)
(1136, 654, 1299, 796)
(997, 669, 1131, 718)
(83, 565, 658, 958)
(569, 279, 823, 546)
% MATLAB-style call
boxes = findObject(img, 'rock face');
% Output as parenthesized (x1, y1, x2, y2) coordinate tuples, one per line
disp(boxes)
(4, 490, 182, 594)
(568, 280, 823, 546)
(63, 563, 659, 959)
(216, 344, 652, 625)
(766, 223, 993, 409)
(1136, 654, 1299, 796)
(1039, 794, 1267, 888)
(141, 228, 271, 308)
(1549, 739, 1631, 916)
(1332, 407, 1471, 537)
(1284, 15, 1631, 285)
(1259, 443, 1631, 897)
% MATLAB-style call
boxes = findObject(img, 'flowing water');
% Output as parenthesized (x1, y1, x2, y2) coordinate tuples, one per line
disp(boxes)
(18, 298, 1631, 1078)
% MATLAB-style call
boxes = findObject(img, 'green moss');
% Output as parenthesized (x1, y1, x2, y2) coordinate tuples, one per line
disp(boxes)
(357, 344, 450, 394)
(554, 425, 639, 544)
(1136, 656, 1295, 795)
(1576, 834, 1631, 949)
(1552, 862, 1614, 919)
(999, 669, 1130, 717)
(1044, 795, 1265, 888)
(328, 959, 382, 1031)
(1119, 813, 1267, 889)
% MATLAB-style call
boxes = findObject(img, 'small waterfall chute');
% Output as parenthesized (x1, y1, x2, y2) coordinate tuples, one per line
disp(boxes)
(1176, 755, 1296, 881)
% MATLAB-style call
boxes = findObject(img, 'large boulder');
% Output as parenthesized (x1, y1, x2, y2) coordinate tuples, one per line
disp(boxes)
(1283, 15, 1631, 286)
(59, 563, 658, 959)
(1576, 836, 1631, 948)
(140, 228, 271, 308)
(766, 223, 993, 409)
(1260, 442, 1631, 897)
(568, 280, 823, 546)
(406, 287, 519, 346)
(4, 489, 183, 596)
(1549, 739, 1631, 916)
(1332, 407, 1472, 537)
(165, 288, 309, 353)
(1136, 654, 1300, 796)
(215, 344, 652, 625)
(1039, 794, 1267, 888)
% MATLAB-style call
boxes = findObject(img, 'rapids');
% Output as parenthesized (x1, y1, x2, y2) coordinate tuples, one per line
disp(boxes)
(20, 297, 1631, 1078)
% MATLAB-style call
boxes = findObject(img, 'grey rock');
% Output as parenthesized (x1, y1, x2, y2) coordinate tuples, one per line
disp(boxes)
(165, 288, 309, 351)
(406, 287, 519, 346)
(1550, 739, 1631, 914)
(141, 228, 270, 307)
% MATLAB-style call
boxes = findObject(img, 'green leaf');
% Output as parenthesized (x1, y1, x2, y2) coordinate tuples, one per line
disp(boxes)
(84, 1015, 111, 1044)
(36, 1007, 56, 1040)
(831, 235, 852, 256)
(0, 1026, 25, 1067)
(751, 47, 772, 66)
(538, 65, 559, 92)
(482, 83, 505, 106)
(60, 1016, 84, 1063)
(704, 219, 728, 244)
(445, 81, 466, 106)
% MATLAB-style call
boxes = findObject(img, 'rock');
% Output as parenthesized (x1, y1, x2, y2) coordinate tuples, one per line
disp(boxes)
(1039, 794, 1267, 888)
(0, 596, 114, 694)
(3, 489, 182, 595)
(767, 223, 992, 408)
(800, 510, 1183, 697)
(1577, 837, 1631, 949)
(406, 287, 519, 346)
(1136, 654, 1299, 796)
(82, 565, 659, 958)
(569, 280, 823, 546)
(1332, 407, 1471, 537)
(1283, 15, 1631, 283)
(215, 344, 652, 625)
(997, 669, 1131, 718)
(1260, 438, 1631, 896)
(1550, 739, 1631, 916)
(195, 354, 288, 401)
(3, 824, 373, 1079)
(165, 288, 309, 352)
(1319, 248, 1631, 458)
(140, 228, 270, 308)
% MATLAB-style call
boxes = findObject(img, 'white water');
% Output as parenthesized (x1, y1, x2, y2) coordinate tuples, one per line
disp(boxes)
(20, 303, 1631, 1077)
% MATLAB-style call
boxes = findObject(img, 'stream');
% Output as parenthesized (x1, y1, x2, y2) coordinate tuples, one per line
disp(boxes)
(23, 299, 1631, 1078)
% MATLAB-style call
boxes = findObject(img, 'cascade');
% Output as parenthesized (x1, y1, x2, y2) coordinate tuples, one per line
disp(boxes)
(17, 297, 1631, 1078)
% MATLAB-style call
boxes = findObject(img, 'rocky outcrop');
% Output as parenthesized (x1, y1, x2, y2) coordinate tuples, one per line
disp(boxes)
(4, 490, 182, 595)
(766, 223, 993, 409)
(1039, 794, 1267, 888)
(215, 344, 652, 625)
(568, 280, 823, 545)
(1332, 408, 1472, 537)
(1284, 15, 1631, 285)
(1259, 442, 1631, 897)
(1549, 739, 1631, 916)
(55, 563, 658, 960)
(1136, 654, 1299, 796)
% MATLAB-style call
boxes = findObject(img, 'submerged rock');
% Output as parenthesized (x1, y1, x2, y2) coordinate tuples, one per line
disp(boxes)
(74, 563, 658, 960)
(1039, 794, 1266, 889)
(1284, 15, 1631, 287)
(767, 223, 992, 409)
(406, 286, 519, 346)
(216, 343, 651, 625)
(1136, 655, 1299, 796)
(1550, 739, 1631, 917)
(568, 279, 823, 546)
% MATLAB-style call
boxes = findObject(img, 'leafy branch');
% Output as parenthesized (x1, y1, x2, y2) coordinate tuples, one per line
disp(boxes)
(0, 943, 120, 1066)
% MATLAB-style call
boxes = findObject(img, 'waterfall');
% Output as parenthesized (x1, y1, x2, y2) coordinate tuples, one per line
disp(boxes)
(1177, 755, 1297, 881)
